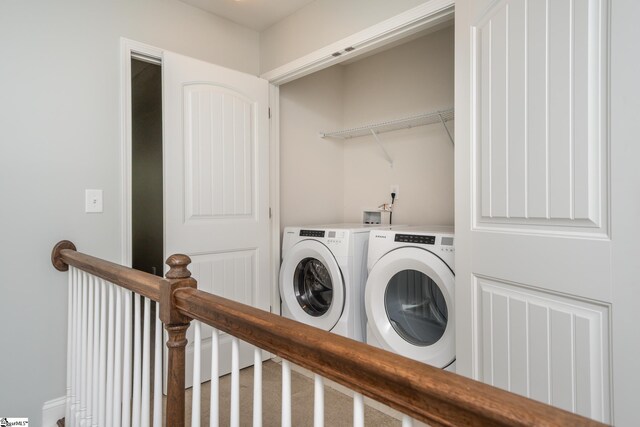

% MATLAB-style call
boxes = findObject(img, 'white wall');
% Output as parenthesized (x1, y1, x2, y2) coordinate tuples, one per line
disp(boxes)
(0, 1, 258, 423)
(342, 26, 454, 226)
(280, 27, 454, 230)
(279, 65, 345, 231)
(260, 0, 427, 73)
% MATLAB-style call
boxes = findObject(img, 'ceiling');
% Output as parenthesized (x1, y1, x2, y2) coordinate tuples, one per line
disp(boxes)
(181, 0, 316, 31)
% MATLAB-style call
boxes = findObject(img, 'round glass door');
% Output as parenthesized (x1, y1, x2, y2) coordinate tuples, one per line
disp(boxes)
(384, 270, 448, 346)
(294, 257, 333, 316)
(279, 239, 345, 331)
(365, 246, 455, 367)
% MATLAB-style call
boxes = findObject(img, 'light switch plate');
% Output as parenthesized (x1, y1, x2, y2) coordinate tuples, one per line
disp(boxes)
(85, 189, 103, 213)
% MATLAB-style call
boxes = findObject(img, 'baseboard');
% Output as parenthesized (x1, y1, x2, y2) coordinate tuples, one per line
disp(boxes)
(42, 396, 66, 427)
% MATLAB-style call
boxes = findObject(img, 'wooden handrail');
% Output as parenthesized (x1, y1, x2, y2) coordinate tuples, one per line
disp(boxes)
(51, 240, 164, 302)
(174, 287, 606, 427)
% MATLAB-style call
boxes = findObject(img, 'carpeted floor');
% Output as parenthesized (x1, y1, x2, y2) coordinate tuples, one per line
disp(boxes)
(180, 360, 401, 426)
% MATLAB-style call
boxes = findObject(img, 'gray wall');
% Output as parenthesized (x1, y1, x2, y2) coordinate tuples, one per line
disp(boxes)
(342, 28, 454, 226)
(279, 65, 345, 231)
(0, 0, 258, 423)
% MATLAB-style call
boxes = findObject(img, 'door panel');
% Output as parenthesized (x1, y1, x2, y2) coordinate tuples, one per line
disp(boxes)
(475, 277, 610, 420)
(184, 85, 254, 219)
(163, 50, 270, 386)
(474, 0, 607, 232)
(456, 0, 613, 423)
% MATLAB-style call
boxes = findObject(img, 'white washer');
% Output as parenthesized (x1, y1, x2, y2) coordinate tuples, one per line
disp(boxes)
(365, 226, 455, 370)
(279, 223, 400, 342)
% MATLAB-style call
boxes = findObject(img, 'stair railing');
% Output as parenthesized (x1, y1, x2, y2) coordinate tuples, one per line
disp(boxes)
(52, 240, 194, 427)
(52, 240, 606, 427)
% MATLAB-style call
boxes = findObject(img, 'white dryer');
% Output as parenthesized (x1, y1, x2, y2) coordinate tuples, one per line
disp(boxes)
(365, 226, 455, 370)
(279, 223, 398, 342)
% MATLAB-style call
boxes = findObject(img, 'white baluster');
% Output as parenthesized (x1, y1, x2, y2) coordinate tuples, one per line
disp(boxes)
(74, 268, 81, 427)
(80, 272, 88, 426)
(91, 276, 101, 427)
(314, 375, 324, 427)
(98, 279, 108, 427)
(402, 415, 414, 427)
(65, 266, 73, 424)
(141, 297, 152, 427)
(74, 269, 83, 427)
(153, 302, 162, 427)
(209, 329, 220, 427)
(113, 286, 123, 427)
(253, 348, 262, 427)
(282, 360, 292, 427)
(191, 321, 202, 427)
(69, 268, 78, 427)
(85, 277, 94, 424)
(231, 337, 240, 427)
(132, 294, 142, 427)
(106, 283, 116, 426)
(121, 289, 133, 427)
(353, 392, 364, 427)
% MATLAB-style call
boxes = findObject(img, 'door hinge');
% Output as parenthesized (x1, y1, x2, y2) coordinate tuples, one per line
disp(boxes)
(269, 305, 272, 313)
(269, 207, 272, 218)
(268, 107, 271, 119)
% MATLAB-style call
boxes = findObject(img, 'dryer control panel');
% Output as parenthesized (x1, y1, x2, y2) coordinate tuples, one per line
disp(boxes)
(300, 229, 325, 237)
(298, 229, 348, 248)
(394, 233, 435, 245)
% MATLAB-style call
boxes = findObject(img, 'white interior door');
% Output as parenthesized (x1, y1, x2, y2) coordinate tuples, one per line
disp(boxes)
(163, 51, 271, 386)
(456, 0, 640, 424)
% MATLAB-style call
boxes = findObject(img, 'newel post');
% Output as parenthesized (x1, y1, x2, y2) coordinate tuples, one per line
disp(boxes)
(160, 254, 196, 427)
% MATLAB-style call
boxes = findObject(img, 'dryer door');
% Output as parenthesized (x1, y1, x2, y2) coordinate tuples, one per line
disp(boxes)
(365, 247, 455, 368)
(279, 239, 345, 331)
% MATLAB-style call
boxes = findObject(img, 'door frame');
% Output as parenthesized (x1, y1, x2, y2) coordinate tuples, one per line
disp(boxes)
(269, 84, 281, 314)
(260, 0, 455, 85)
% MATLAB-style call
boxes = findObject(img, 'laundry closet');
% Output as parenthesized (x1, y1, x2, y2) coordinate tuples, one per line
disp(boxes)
(278, 24, 455, 230)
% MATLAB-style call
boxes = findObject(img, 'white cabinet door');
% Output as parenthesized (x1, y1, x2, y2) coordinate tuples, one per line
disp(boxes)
(163, 51, 271, 385)
(455, 0, 640, 424)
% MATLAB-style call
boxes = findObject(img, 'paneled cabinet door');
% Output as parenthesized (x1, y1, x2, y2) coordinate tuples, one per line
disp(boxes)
(163, 50, 271, 386)
(456, 0, 640, 424)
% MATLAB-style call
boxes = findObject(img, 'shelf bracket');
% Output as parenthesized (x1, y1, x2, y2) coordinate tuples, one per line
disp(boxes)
(437, 112, 454, 145)
(370, 129, 393, 167)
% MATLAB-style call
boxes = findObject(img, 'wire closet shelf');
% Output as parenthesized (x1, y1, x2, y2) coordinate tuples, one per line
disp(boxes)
(319, 108, 454, 141)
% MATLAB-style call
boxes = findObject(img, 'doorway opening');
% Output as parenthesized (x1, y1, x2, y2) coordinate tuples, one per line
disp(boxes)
(131, 57, 164, 277)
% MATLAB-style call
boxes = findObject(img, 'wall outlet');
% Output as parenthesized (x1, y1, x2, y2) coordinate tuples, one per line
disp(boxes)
(390, 185, 399, 200)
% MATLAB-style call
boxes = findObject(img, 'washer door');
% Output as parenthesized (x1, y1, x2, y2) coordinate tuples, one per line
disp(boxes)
(365, 247, 455, 368)
(279, 239, 345, 331)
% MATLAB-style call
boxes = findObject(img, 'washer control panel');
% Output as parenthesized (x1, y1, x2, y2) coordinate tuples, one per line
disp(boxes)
(299, 229, 346, 246)
(394, 233, 435, 245)
(300, 229, 325, 237)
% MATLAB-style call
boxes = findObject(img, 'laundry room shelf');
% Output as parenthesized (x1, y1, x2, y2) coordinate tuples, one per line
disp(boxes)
(320, 108, 454, 167)
(319, 108, 454, 142)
